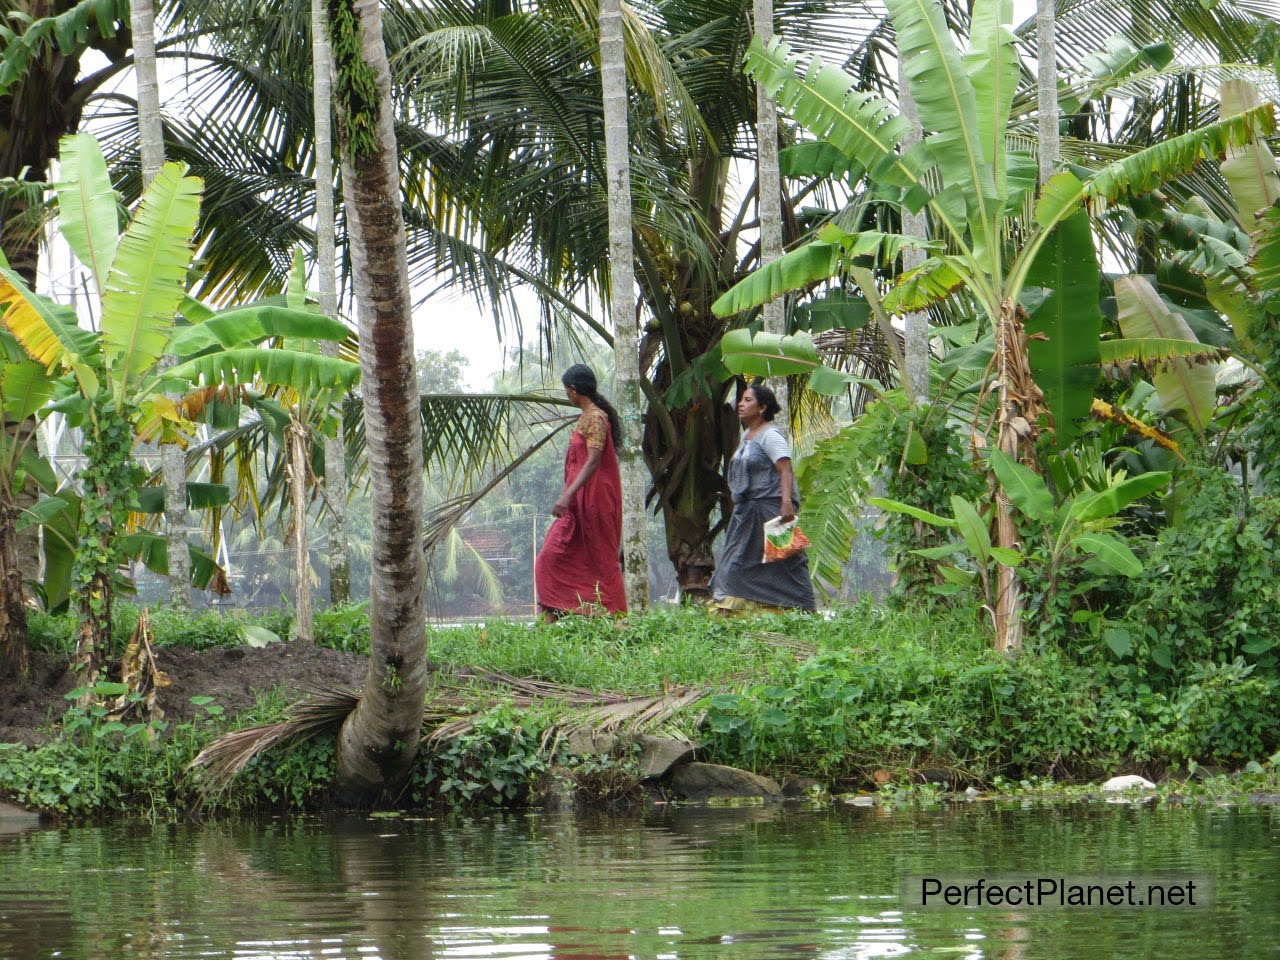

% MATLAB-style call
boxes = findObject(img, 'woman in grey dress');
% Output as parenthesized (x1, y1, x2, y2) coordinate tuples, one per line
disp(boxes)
(711, 383, 816, 612)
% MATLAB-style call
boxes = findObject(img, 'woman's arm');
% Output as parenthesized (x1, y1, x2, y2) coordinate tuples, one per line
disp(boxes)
(775, 457, 796, 522)
(553, 446, 604, 516)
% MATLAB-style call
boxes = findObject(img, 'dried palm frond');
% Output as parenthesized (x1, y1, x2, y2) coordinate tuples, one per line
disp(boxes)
(187, 685, 359, 800)
(188, 667, 749, 803)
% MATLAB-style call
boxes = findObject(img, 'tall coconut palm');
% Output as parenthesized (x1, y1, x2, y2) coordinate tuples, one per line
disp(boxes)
(311, 0, 349, 605)
(328, 0, 428, 800)
(600, 0, 649, 609)
(131, 0, 192, 609)
(753, 0, 787, 417)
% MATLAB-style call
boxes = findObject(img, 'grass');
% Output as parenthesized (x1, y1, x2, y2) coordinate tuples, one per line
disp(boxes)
(422, 601, 988, 693)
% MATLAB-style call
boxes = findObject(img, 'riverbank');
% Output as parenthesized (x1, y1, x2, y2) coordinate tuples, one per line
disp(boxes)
(1, 601, 1278, 820)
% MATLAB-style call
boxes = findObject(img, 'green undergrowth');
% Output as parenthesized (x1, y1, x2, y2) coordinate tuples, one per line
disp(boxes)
(4, 600, 1279, 820)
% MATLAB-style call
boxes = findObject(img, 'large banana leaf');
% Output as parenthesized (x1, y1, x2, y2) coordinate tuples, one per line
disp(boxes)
(166, 349, 361, 396)
(713, 230, 938, 317)
(963, 0, 1018, 198)
(1218, 80, 1280, 230)
(54, 134, 120, 298)
(1115, 275, 1217, 434)
(0, 359, 54, 421)
(711, 242, 841, 316)
(168, 306, 353, 357)
(1097, 338, 1231, 366)
(718, 329, 871, 396)
(743, 37, 921, 190)
(1085, 105, 1276, 205)
(887, 0, 998, 223)
(1023, 211, 1102, 448)
(100, 161, 203, 391)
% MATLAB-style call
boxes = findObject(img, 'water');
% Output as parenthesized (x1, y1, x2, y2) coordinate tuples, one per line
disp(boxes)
(1, 801, 1277, 959)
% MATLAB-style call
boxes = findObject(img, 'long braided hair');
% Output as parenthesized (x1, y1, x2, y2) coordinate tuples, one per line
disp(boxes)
(562, 364, 621, 443)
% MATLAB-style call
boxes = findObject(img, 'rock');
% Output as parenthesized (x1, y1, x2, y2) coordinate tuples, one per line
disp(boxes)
(668, 762, 782, 802)
(636, 735, 697, 779)
(0, 801, 43, 835)
(563, 729, 617, 757)
(1102, 775, 1156, 791)
(537, 767, 578, 811)
(782, 776, 824, 797)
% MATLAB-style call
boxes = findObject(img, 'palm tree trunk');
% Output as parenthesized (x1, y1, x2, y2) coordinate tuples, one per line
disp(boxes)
(290, 414, 314, 642)
(600, 0, 649, 610)
(330, 0, 428, 800)
(1036, 0, 1060, 184)
(753, 0, 788, 421)
(897, 63, 929, 404)
(133, 0, 191, 608)
(312, 0, 349, 605)
(0, 489, 28, 677)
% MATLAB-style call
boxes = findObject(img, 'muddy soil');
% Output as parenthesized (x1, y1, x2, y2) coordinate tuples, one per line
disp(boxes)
(0, 643, 368, 747)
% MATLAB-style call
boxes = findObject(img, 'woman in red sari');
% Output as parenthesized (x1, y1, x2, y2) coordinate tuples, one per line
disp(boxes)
(534, 365, 627, 620)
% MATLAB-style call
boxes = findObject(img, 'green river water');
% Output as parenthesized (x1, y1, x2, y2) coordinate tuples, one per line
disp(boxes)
(1, 801, 1277, 959)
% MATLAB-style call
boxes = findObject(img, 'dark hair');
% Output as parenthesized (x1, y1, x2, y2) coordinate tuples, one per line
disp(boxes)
(745, 381, 781, 421)
(562, 364, 622, 442)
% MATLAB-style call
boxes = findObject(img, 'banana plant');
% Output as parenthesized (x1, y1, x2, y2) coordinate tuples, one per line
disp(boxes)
(871, 449, 1169, 636)
(0, 133, 358, 684)
(711, 0, 1275, 651)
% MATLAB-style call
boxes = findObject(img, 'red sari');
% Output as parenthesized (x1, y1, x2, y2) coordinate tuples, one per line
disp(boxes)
(534, 408, 627, 614)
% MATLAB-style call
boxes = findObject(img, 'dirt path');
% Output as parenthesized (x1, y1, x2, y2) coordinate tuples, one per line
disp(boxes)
(0, 643, 368, 747)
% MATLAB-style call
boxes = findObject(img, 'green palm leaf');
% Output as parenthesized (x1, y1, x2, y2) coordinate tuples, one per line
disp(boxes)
(101, 161, 204, 391)
(54, 133, 119, 298)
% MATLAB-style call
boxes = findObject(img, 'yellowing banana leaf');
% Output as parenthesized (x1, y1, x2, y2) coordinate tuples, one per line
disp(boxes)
(1115, 275, 1218, 434)
(1218, 80, 1280, 230)
(0, 266, 100, 374)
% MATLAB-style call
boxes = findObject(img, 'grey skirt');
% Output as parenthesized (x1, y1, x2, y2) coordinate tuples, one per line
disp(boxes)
(711, 496, 816, 611)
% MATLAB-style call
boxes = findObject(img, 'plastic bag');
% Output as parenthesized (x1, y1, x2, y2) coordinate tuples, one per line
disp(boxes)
(762, 516, 811, 562)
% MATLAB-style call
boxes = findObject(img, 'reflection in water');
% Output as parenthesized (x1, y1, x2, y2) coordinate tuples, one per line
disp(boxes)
(0, 802, 1277, 959)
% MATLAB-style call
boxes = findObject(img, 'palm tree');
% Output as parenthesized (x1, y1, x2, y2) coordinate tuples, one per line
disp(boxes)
(327, 0, 428, 801)
(311, 0, 349, 605)
(599, 0, 649, 609)
(753, 0, 787, 417)
(130, 0, 193, 609)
